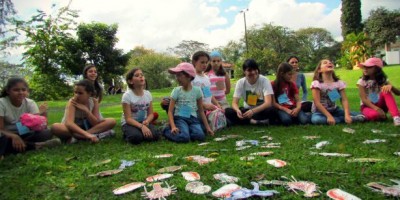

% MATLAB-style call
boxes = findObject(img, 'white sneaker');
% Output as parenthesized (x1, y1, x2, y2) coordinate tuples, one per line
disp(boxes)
(97, 130, 115, 139)
(394, 116, 400, 126)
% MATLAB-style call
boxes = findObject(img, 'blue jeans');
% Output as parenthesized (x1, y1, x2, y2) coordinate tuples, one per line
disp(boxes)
(277, 110, 310, 125)
(163, 116, 205, 143)
(311, 107, 362, 125)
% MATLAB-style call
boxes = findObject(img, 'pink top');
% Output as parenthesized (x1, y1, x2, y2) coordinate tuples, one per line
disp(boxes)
(207, 70, 226, 101)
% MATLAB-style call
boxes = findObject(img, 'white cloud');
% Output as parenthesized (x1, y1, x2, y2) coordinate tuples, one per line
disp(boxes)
(225, 6, 239, 12)
(7, 0, 400, 64)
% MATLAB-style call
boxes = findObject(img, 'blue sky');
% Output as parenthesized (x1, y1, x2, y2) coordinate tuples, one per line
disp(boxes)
(6, 0, 400, 64)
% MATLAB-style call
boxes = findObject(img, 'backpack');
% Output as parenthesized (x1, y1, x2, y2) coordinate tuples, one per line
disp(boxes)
(206, 108, 227, 132)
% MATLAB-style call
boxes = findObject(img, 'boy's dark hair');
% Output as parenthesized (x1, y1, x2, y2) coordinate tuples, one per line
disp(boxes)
(0, 77, 29, 98)
(83, 64, 103, 102)
(191, 51, 210, 66)
(242, 59, 260, 74)
(273, 63, 295, 96)
(312, 59, 340, 82)
(126, 68, 148, 89)
(362, 67, 387, 86)
(75, 79, 95, 96)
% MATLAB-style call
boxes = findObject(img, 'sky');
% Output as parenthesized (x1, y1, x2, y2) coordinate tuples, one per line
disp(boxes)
(6, 0, 400, 64)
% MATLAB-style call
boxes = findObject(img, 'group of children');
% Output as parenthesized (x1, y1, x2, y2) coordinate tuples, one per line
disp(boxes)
(1, 53, 399, 157)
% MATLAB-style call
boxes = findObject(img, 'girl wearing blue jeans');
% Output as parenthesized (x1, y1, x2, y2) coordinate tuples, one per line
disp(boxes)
(272, 63, 310, 125)
(311, 59, 364, 125)
(163, 63, 214, 143)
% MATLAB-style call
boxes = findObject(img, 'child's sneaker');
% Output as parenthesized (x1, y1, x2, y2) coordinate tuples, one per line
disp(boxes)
(394, 116, 400, 126)
(36, 138, 62, 149)
(351, 114, 365, 123)
(97, 130, 115, 140)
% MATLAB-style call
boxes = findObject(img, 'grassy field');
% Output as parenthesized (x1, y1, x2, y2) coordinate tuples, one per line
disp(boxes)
(1, 66, 400, 199)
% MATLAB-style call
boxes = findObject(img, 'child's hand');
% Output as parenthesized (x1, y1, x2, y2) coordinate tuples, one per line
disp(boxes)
(71, 100, 90, 114)
(376, 108, 386, 119)
(327, 116, 336, 125)
(39, 102, 48, 115)
(141, 125, 153, 138)
(204, 104, 216, 111)
(291, 107, 300, 117)
(171, 127, 180, 135)
(345, 114, 352, 124)
(11, 134, 26, 152)
(243, 109, 254, 119)
(381, 85, 392, 93)
(88, 134, 99, 143)
(236, 110, 243, 119)
(207, 128, 214, 136)
(142, 120, 149, 126)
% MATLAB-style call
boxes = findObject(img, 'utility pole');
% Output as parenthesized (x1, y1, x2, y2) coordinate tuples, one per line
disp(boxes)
(240, 8, 249, 53)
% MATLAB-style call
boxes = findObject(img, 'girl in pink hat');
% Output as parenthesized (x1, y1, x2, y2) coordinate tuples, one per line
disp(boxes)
(357, 57, 400, 126)
(163, 62, 214, 143)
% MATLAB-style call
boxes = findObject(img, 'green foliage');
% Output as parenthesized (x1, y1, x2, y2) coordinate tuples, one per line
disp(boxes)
(0, 61, 30, 88)
(294, 27, 338, 70)
(127, 51, 181, 89)
(167, 40, 210, 62)
(28, 72, 72, 101)
(77, 22, 128, 85)
(364, 7, 400, 50)
(246, 24, 297, 74)
(340, 32, 372, 69)
(12, 2, 79, 100)
(340, 0, 363, 38)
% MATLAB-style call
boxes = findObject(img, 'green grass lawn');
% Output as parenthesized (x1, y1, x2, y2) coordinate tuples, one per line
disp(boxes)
(1, 66, 400, 199)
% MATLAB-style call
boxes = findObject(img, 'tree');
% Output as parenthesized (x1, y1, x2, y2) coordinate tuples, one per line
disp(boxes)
(167, 40, 210, 62)
(340, 0, 362, 38)
(127, 51, 180, 89)
(0, 0, 16, 51)
(13, 2, 78, 100)
(295, 27, 336, 69)
(0, 61, 29, 88)
(245, 24, 298, 74)
(364, 7, 400, 51)
(339, 32, 371, 69)
(77, 22, 128, 85)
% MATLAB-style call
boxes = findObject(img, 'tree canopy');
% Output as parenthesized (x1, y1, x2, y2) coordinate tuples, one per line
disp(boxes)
(340, 0, 362, 38)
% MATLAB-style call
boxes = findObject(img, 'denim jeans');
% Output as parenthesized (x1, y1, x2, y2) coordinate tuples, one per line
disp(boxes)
(277, 110, 310, 125)
(163, 116, 205, 143)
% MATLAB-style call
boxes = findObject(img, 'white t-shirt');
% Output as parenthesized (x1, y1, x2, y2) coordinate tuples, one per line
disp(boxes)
(192, 74, 212, 104)
(233, 75, 274, 108)
(0, 96, 39, 131)
(121, 90, 152, 125)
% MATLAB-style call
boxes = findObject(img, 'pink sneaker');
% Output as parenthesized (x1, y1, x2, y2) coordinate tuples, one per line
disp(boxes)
(394, 116, 400, 126)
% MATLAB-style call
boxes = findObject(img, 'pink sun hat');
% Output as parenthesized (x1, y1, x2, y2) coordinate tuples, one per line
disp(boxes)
(168, 62, 196, 78)
(20, 113, 48, 131)
(358, 57, 383, 68)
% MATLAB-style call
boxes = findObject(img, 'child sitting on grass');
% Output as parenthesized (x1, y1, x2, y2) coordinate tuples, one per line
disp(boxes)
(0, 77, 61, 155)
(357, 57, 400, 126)
(121, 68, 160, 144)
(163, 62, 214, 143)
(51, 79, 116, 143)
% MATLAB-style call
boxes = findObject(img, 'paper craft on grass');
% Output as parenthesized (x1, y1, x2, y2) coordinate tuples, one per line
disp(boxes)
(157, 165, 184, 173)
(92, 159, 111, 167)
(212, 184, 241, 198)
(236, 145, 251, 151)
(311, 152, 352, 157)
(89, 169, 123, 177)
(113, 182, 145, 195)
(153, 154, 173, 158)
(267, 159, 287, 168)
(315, 141, 330, 149)
(214, 173, 239, 183)
(146, 173, 173, 182)
(347, 158, 384, 163)
(303, 136, 320, 140)
(363, 139, 386, 144)
(326, 188, 361, 200)
(182, 172, 200, 181)
(250, 152, 274, 157)
(371, 129, 383, 133)
(186, 155, 216, 165)
(366, 179, 400, 197)
(285, 176, 320, 197)
(227, 182, 279, 200)
(342, 127, 355, 134)
(142, 182, 176, 199)
(185, 181, 211, 194)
